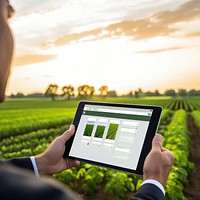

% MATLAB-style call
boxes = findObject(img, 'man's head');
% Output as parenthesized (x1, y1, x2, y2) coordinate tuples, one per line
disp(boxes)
(7, 0, 15, 18)
(0, 0, 14, 102)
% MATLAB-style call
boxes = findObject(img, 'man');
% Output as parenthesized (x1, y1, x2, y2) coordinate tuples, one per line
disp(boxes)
(0, 0, 174, 199)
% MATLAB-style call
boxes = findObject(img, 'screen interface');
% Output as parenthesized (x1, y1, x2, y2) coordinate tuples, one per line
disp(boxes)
(69, 104, 153, 170)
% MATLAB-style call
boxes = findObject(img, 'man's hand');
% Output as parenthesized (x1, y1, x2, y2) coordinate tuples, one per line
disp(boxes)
(143, 134, 174, 187)
(35, 125, 80, 175)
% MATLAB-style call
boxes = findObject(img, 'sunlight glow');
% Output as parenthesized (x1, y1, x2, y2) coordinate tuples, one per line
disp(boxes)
(7, 0, 200, 95)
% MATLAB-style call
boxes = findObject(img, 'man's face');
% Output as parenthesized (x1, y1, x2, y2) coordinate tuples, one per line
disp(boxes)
(0, 0, 15, 102)
(0, 0, 14, 18)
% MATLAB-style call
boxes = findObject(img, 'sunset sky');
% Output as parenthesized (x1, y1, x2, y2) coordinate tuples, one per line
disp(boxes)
(7, 0, 200, 95)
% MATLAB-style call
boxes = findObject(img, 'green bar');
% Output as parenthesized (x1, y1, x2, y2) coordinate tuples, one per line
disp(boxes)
(83, 111, 150, 121)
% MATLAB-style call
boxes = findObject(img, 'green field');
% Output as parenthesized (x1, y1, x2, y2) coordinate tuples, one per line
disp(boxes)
(94, 125, 106, 138)
(0, 96, 200, 200)
(83, 124, 94, 137)
(106, 123, 119, 140)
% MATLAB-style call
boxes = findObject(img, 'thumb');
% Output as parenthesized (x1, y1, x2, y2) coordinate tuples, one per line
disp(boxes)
(152, 134, 162, 151)
(60, 125, 75, 142)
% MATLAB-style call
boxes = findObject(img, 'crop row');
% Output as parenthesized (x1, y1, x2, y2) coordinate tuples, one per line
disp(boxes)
(163, 110, 194, 200)
(191, 110, 200, 132)
(0, 108, 75, 140)
(164, 98, 200, 112)
(0, 125, 68, 159)
(159, 109, 173, 126)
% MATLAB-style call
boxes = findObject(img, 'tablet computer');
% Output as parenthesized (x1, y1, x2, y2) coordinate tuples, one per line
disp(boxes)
(64, 101, 162, 175)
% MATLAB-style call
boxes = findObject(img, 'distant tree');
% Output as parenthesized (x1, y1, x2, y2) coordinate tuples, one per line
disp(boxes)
(187, 89, 200, 96)
(62, 85, 75, 100)
(164, 89, 176, 97)
(27, 93, 44, 98)
(195, 90, 200, 96)
(127, 91, 134, 97)
(89, 86, 95, 98)
(107, 90, 117, 97)
(77, 84, 95, 99)
(135, 88, 144, 98)
(10, 92, 25, 98)
(144, 91, 154, 96)
(45, 84, 58, 101)
(187, 89, 196, 96)
(136, 89, 161, 97)
(77, 85, 87, 98)
(154, 89, 161, 96)
(135, 91, 139, 98)
(177, 89, 187, 97)
(98, 85, 108, 98)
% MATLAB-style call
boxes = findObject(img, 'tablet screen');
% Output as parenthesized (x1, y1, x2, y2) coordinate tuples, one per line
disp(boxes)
(67, 102, 160, 173)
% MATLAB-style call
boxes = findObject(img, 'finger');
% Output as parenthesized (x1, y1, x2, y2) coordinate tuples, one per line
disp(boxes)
(65, 159, 80, 168)
(161, 147, 169, 152)
(161, 147, 167, 151)
(161, 147, 174, 159)
(163, 151, 174, 166)
(152, 134, 162, 151)
(60, 125, 75, 141)
(74, 160, 80, 166)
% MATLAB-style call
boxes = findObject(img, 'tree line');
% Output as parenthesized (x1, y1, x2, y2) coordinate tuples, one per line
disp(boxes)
(9, 84, 200, 101)
(44, 84, 116, 101)
(40, 85, 200, 101)
(128, 88, 200, 98)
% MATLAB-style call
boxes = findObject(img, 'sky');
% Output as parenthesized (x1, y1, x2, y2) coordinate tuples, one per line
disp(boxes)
(7, 0, 200, 95)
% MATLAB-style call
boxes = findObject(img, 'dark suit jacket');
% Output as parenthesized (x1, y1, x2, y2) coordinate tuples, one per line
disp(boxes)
(130, 183, 165, 200)
(1, 158, 165, 200)
(0, 159, 81, 200)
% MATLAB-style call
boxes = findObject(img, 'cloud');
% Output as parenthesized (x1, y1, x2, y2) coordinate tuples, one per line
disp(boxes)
(136, 47, 186, 54)
(45, 0, 200, 46)
(185, 32, 200, 38)
(154, 0, 200, 24)
(13, 54, 57, 66)
(52, 28, 103, 46)
(102, 0, 200, 40)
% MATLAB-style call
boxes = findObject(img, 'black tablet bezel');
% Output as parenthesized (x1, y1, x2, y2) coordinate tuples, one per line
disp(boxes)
(64, 101, 162, 175)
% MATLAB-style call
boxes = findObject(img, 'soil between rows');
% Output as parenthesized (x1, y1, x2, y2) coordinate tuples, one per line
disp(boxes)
(184, 116, 200, 200)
